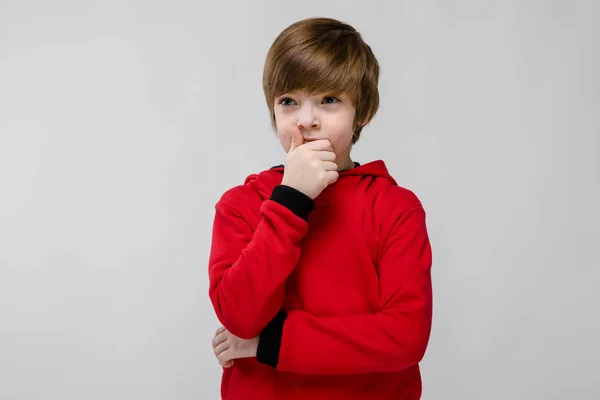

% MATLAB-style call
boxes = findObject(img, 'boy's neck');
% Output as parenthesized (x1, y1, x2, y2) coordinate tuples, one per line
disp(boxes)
(337, 155, 356, 172)
(336, 144, 355, 172)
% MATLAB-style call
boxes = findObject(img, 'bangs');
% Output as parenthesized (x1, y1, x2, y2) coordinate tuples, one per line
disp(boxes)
(264, 32, 365, 102)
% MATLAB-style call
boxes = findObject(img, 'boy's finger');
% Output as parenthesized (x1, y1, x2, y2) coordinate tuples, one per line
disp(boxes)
(315, 150, 336, 162)
(214, 341, 229, 357)
(215, 326, 226, 336)
(305, 139, 333, 152)
(288, 127, 304, 153)
(212, 331, 228, 348)
(218, 348, 233, 366)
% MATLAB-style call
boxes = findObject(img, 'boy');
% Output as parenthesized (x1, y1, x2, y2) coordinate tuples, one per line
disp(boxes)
(208, 17, 433, 399)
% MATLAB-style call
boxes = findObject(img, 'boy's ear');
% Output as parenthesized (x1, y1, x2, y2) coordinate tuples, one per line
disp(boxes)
(357, 116, 369, 126)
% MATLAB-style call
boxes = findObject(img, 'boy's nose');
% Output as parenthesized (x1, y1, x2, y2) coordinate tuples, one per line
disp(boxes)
(297, 114, 320, 130)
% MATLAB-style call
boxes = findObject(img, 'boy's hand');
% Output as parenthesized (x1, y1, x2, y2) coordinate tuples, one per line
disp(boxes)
(212, 326, 259, 368)
(281, 128, 339, 200)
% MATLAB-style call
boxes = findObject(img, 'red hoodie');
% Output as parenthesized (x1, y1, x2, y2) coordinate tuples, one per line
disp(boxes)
(208, 160, 433, 400)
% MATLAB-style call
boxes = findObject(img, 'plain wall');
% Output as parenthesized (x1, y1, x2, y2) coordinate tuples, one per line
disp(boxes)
(1, 1, 598, 399)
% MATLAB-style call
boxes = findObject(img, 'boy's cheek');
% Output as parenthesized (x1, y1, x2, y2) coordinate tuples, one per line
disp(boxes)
(276, 124, 297, 144)
(277, 131, 293, 151)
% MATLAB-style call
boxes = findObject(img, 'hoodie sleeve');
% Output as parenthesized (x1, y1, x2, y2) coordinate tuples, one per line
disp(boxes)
(256, 204, 433, 374)
(208, 185, 313, 339)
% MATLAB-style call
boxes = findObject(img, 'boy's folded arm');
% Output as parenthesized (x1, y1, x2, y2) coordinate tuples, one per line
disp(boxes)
(256, 205, 433, 374)
(208, 185, 313, 339)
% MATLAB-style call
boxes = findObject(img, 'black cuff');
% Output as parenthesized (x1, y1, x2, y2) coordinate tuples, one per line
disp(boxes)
(269, 185, 314, 221)
(256, 311, 287, 368)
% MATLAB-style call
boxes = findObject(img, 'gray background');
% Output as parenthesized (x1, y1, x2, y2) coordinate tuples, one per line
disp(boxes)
(1, 1, 598, 399)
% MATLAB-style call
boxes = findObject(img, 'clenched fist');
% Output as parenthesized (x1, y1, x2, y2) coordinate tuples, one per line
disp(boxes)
(281, 128, 339, 200)
(212, 326, 259, 368)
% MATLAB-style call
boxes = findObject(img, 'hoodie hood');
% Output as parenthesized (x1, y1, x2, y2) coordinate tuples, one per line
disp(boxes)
(244, 160, 398, 207)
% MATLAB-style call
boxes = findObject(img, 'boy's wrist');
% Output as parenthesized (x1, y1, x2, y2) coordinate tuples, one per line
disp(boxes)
(270, 185, 314, 221)
(249, 336, 259, 358)
(256, 311, 287, 368)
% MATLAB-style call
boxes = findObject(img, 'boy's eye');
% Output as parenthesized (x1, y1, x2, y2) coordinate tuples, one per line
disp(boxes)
(279, 97, 296, 106)
(278, 96, 340, 106)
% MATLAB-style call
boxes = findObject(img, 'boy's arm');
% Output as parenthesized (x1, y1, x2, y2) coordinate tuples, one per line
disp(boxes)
(256, 205, 433, 374)
(208, 185, 313, 339)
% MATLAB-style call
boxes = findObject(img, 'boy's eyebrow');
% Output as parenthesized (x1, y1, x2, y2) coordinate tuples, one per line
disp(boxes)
(277, 91, 347, 98)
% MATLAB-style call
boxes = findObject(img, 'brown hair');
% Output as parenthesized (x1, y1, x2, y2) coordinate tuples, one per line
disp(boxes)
(262, 17, 380, 144)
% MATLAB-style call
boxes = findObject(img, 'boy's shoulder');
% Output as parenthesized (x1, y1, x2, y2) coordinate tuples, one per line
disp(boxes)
(373, 180, 424, 217)
(350, 160, 424, 213)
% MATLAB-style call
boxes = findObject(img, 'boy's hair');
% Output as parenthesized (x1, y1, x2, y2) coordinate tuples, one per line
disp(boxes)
(263, 17, 380, 144)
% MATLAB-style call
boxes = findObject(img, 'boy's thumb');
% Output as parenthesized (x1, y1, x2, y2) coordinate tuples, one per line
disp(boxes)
(288, 129, 303, 153)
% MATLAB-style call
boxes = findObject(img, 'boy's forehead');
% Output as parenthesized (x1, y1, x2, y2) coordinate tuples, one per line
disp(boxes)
(279, 88, 348, 97)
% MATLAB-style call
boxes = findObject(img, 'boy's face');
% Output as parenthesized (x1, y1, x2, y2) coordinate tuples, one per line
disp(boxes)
(273, 90, 357, 167)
